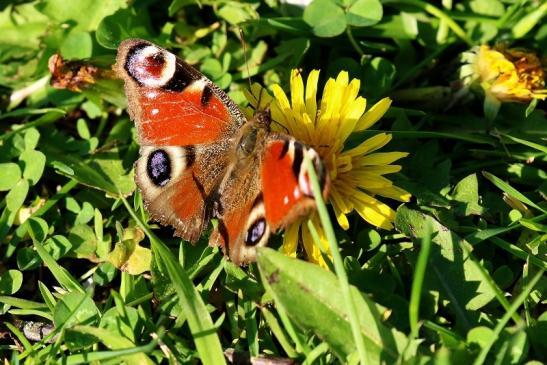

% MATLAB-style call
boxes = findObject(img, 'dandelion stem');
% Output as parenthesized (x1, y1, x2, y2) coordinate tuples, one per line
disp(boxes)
(304, 156, 368, 364)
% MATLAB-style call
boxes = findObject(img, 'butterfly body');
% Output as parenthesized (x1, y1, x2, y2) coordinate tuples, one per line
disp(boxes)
(115, 39, 328, 264)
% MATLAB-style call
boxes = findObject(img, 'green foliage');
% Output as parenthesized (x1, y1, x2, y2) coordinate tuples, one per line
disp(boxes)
(0, 0, 546, 364)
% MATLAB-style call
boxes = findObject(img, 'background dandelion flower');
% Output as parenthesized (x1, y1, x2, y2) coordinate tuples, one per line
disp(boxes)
(460, 45, 546, 119)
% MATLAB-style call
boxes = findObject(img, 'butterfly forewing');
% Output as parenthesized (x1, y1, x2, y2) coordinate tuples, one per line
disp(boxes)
(115, 38, 245, 146)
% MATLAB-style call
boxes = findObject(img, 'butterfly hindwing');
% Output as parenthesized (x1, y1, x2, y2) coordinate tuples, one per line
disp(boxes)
(135, 144, 230, 242)
(261, 138, 328, 230)
(209, 134, 328, 264)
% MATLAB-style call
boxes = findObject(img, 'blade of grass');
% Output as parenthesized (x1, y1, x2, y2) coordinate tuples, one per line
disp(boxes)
(243, 299, 259, 357)
(0, 110, 65, 142)
(472, 269, 544, 365)
(359, 130, 495, 145)
(0, 107, 65, 119)
(64, 335, 160, 365)
(482, 171, 547, 214)
(275, 302, 311, 355)
(8, 309, 53, 321)
(409, 222, 432, 339)
(498, 132, 547, 153)
(120, 195, 226, 365)
(260, 306, 298, 358)
(304, 156, 368, 364)
(30, 240, 84, 294)
(0, 296, 48, 309)
(38, 281, 57, 313)
(422, 320, 465, 343)
(5, 322, 34, 359)
(303, 343, 330, 365)
(489, 237, 547, 271)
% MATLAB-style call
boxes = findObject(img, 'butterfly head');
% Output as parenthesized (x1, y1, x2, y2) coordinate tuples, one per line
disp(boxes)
(252, 108, 272, 129)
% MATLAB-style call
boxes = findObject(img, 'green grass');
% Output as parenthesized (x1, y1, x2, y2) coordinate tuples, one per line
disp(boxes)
(1, 0, 546, 364)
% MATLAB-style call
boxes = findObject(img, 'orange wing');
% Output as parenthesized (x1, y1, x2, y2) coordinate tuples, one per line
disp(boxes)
(261, 138, 329, 230)
(208, 137, 329, 265)
(115, 38, 244, 146)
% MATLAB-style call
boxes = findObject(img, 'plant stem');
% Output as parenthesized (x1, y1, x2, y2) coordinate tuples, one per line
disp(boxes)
(346, 25, 365, 57)
(304, 157, 368, 364)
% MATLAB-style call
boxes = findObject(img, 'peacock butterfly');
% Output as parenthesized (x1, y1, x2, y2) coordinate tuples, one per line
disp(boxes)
(114, 39, 329, 264)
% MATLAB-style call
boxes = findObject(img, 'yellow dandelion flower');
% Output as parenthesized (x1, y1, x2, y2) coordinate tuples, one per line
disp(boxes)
(245, 70, 411, 266)
(460, 45, 546, 118)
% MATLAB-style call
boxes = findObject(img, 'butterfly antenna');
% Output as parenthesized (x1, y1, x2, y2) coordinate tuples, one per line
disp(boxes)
(239, 28, 252, 92)
(272, 120, 289, 134)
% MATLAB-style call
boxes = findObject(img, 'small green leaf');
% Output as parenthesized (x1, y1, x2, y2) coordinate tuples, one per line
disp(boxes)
(96, 7, 154, 49)
(23, 128, 40, 151)
(75, 202, 95, 225)
(512, 3, 547, 39)
(17, 247, 41, 271)
(44, 235, 73, 260)
(304, 0, 347, 37)
(357, 228, 381, 251)
(345, 0, 383, 27)
(28, 217, 49, 243)
(60, 31, 93, 59)
(467, 326, 493, 349)
(6, 179, 29, 212)
(54, 291, 100, 328)
(217, 3, 257, 25)
(93, 262, 117, 286)
(69, 224, 98, 258)
(19, 149, 46, 186)
(51, 160, 75, 175)
(100, 306, 141, 342)
(76, 118, 91, 140)
(36, 0, 126, 32)
(452, 173, 484, 216)
(200, 58, 224, 80)
(0, 163, 21, 191)
(82, 100, 103, 119)
(0, 270, 23, 295)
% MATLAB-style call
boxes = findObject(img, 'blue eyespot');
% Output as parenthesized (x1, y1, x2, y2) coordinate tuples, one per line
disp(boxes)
(147, 149, 171, 187)
(245, 218, 266, 246)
